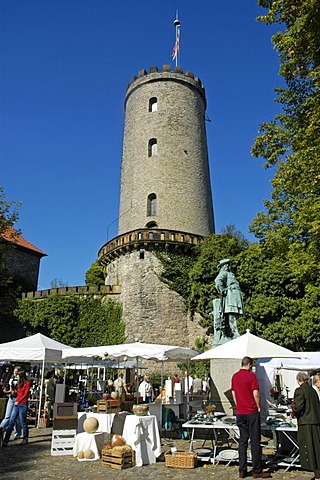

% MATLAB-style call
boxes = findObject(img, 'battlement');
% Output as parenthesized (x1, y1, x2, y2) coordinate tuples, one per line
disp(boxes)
(98, 228, 204, 264)
(126, 65, 205, 101)
(21, 284, 121, 300)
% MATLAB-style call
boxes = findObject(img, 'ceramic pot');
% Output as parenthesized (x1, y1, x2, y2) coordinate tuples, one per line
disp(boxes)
(132, 404, 149, 416)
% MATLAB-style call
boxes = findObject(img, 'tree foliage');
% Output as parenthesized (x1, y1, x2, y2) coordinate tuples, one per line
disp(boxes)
(0, 186, 22, 336)
(14, 294, 125, 347)
(85, 261, 106, 286)
(189, 231, 249, 330)
(244, 0, 320, 350)
(155, 250, 197, 302)
(252, 1, 320, 262)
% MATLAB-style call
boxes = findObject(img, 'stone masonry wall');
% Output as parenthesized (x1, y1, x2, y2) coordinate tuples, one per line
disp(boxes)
(118, 67, 214, 237)
(106, 249, 207, 348)
(4, 247, 41, 291)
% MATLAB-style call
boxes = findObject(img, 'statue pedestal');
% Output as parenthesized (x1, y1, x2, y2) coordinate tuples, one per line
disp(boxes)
(209, 357, 241, 415)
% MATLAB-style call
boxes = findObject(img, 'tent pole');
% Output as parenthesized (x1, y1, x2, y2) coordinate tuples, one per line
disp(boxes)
(186, 357, 190, 420)
(136, 356, 139, 404)
(37, 358, 45, 428)
(160, 361, 164, 435)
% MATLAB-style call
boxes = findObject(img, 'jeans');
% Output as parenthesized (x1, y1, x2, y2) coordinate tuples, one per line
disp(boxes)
(236, 411, 262, 474)
(3, 404, 28, 443)
(0, 396, 21, 437)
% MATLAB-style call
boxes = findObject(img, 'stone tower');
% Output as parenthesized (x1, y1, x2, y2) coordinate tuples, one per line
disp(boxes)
(99, 65, 214, 346)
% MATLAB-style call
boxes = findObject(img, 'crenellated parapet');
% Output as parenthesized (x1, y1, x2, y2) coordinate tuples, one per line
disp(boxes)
(98, 228, 203, 264)
(126, 65, 206, 107)
(21, 284, 121, 300)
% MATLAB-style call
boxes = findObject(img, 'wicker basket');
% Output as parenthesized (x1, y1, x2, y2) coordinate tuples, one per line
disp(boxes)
(165, 450, 197, 469)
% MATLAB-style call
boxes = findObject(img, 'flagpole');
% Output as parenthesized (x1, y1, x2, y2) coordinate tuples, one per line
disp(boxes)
(173, 11, 180, 68)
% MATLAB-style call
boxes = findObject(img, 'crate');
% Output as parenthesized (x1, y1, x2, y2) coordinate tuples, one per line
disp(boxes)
(101, 447, 134, 470)
(51, 429, 77, 456)
(53, 416, 78, 430)
(165, 450, 197, 469)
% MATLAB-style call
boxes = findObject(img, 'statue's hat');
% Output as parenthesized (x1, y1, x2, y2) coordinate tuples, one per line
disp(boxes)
(218, 258, 230, 268)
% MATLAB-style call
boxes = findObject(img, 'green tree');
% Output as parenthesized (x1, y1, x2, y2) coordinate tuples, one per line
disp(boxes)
(252, 0, 320, 266)
(245, 0, 320, 350)
(189, 231, 249, 331)
(14, 294, 125, 347)
(0, 186, 23, 338)
(155, 250, 197, 302)
(85, 261, 106, 286)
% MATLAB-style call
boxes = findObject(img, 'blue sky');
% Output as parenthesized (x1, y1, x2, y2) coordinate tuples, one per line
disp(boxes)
(1, 1, 282, 290)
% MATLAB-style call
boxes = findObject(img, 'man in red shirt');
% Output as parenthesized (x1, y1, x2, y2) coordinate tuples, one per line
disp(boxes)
(231, 356, 271, 478)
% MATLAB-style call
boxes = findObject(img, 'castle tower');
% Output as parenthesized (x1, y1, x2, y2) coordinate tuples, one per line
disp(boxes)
(99, 66, 214, 346)
(118, 66, 214, 236)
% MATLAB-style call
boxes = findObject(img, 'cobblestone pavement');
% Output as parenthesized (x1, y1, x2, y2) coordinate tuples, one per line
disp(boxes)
(0, 427, 314, 480)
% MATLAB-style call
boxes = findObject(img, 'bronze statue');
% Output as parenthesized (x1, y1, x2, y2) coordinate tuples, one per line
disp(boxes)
(212, 258, 243, 345)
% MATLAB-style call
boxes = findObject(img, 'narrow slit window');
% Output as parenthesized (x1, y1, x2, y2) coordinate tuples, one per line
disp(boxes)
(149, 97, 158, 112)
(147, 194, 157, 216)
(148, 138, 157, 157)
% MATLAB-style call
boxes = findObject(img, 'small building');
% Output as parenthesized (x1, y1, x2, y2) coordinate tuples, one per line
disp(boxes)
(1, 226, 46, 291)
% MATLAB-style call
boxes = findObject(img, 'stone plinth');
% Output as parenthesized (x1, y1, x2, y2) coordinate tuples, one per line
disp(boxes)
(209, 357, 241, 415)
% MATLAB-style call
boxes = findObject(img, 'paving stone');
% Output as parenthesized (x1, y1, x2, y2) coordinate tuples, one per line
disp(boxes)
(0, 426, 313, 480)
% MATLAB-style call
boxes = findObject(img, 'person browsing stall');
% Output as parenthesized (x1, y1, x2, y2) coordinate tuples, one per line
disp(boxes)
(2, 369, 31, 447)
(293, 372, 320, 480)
(231, 356, 271, 478)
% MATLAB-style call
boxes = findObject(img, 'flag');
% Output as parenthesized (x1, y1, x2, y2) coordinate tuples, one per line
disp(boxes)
(172, 24, 180, 61)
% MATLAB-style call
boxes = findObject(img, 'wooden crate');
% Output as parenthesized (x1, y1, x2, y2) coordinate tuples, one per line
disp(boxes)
(51, 429, 77, 456)
(102, 448, 134, 470)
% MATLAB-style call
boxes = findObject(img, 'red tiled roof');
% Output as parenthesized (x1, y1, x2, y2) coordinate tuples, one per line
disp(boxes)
(1, 226, 47, 256)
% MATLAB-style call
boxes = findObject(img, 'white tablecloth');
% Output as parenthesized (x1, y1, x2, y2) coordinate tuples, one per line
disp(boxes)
(77, 412, 115, 437)
(73, 431, 105, 461)
(122, 415, 162, 467)
(76, 412, 161, 466)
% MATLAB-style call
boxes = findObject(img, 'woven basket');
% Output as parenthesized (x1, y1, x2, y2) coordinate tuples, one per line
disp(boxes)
(165, 451, 197, 469)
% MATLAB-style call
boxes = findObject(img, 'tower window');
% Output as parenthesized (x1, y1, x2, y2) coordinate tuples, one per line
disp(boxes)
(146, 221, 158, 228)
(147, 194, 157, 216)
(149, 97, 158, 112)
(148, 138, 157, 157)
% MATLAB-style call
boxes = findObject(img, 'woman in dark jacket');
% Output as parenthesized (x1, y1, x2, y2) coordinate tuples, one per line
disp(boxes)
(293, 372, 320, 479)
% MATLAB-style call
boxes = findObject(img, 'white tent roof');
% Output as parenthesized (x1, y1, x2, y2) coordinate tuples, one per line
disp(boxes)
(65, 359, 147, 370)
(62, 341, 198, 362)
(0, 333, 71, 362)
(259, 352, 320, 371)
(191, 330, 301, 361)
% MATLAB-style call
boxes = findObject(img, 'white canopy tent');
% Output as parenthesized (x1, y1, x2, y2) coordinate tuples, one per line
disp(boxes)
(62, 341, 198, 363)
(191, 330, 301, 361)
(256, 352, 320, 404)
(0, 333, 74, 427)
(62, 341, 198, 429)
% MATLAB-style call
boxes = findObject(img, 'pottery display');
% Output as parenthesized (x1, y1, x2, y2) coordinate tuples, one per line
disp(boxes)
(83, 416, 99, 434)
(84, 449, 95, 459)
(132, 404, 149, 416)
(111, 434, 126, 447)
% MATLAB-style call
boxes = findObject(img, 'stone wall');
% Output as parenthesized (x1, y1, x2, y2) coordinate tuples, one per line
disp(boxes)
(106, 249, 207, 348)
(4, 247, 41, 291)
(118, 66, 214, 237)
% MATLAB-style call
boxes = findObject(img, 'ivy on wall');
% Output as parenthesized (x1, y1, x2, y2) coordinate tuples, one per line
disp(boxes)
(14, 293, 125, 347)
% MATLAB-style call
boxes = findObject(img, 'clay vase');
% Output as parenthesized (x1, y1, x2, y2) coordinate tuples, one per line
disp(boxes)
(132, 404, 149, 416)
(111, 435, 126, 447)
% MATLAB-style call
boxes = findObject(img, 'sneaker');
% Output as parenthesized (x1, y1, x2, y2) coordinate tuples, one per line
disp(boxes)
(13, 436, 21, 441)
(21, 439, 28, 445)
